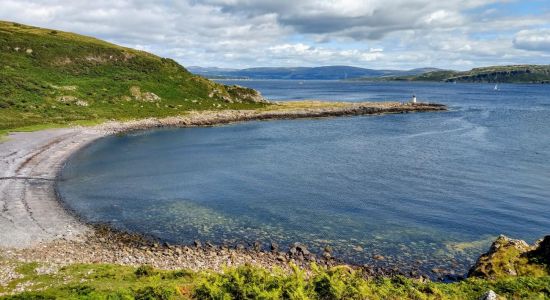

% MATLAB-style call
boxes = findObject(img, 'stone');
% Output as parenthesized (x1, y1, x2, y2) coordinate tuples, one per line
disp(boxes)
(253, 241, 261, 252)
(296, 244, 307, 254)
(288, 247, 297, 256)
(479, 290, 498, 300)
(57, 95, 78, 103)
(373, 254, 385, 261)
(193, 240, 202, 248)
(142, 92, 161, 102)
(270, 242, 279, 252)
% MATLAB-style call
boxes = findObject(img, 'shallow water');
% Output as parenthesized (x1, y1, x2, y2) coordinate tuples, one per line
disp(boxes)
(58, 80, 550, 276)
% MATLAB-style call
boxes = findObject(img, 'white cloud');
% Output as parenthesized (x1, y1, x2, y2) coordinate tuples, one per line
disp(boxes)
(0, 0, 548, 69)
(513, 29, 550, 52)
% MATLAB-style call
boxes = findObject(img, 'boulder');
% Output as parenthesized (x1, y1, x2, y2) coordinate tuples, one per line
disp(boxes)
(57, 95, 78, 103)
(479, 290, 498, 300)
(75, 100, 89, 107)
(468, 235, 548, 279)
(129, 86, 161, 102)
(270, 242, 279, 252)
(529, 235, 550, 264)
(142, 92, 161, 102)
(373, 254, 385, 261)
(253, 241, 261, 252)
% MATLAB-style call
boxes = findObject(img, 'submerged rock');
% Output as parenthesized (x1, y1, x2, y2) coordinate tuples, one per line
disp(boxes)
(270, 242, 279, 252)
(297, 245, 309, 256)
(253, 241, 261, 252)
(373, 254, 385, 261)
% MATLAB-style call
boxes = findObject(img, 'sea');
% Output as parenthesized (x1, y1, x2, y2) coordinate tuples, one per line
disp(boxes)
(58, 80, 550, 277)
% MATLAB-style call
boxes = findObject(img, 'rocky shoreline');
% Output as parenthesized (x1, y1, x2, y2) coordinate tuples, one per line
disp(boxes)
(93, 101, 446, 134)
(0, 101, 446, 278)
(1, 225, 409, 279)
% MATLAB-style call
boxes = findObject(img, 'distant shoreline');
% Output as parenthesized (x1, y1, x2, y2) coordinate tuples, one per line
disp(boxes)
(0, 101, 446, 274)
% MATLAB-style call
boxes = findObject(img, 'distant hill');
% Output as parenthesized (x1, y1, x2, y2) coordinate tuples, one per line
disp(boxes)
(0, 21, 265, 131)
(385, 65, 550, 83)
(188, 66, 443, 80)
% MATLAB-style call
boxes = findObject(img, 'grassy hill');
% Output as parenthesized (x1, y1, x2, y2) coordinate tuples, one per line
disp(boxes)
(385, 65, 550, 83)
(0, 21, 266, 132)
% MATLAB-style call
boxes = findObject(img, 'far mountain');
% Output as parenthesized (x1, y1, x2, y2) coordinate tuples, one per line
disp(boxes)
(188, 66, 443, 80)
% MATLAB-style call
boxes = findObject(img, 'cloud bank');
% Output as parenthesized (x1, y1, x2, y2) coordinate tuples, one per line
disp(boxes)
(0, 0, 548, 69)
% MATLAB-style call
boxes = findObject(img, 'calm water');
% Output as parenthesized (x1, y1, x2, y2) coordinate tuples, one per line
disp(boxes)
(58, 80, 550, 276)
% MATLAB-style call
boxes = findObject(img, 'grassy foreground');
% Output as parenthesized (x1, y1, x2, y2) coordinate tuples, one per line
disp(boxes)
(1, 261, 549, 300)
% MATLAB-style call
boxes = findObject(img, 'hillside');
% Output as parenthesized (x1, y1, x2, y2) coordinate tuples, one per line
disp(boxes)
(0, 21, 266, 131)
(188, 65, 441, 80)
(385, 65, 550, 83)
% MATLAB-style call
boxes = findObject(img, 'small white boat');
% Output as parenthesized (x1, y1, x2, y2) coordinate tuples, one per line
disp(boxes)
(494, 84, 499, 90)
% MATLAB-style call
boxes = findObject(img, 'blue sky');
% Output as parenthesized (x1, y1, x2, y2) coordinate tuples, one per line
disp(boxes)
(1, 0, 549, 70)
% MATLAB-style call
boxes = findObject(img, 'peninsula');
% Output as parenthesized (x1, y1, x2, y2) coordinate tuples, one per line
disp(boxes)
(373, 65, 550, 84)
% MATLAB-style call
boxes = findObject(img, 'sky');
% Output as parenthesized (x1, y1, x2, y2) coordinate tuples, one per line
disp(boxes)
(1, 0, 549, 70)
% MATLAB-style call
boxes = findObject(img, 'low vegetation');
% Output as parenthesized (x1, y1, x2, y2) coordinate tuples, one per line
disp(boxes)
(0, 21, 267, 132)
(1, 261, 549, 300)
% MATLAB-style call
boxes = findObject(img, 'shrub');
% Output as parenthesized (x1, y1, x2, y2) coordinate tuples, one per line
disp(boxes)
(133, 286, 174, 300)
(135, 264, 156, 278)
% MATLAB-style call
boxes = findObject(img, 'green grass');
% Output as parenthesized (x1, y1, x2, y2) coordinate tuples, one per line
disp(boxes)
(0, 20, 267, 132)
(1, 262, 549, 299)
(1, 262, 195, 299)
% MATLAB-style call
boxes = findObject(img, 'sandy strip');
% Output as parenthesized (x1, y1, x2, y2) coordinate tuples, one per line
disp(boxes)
(0, 102, 446, 250)
(0, 128, 103, 248)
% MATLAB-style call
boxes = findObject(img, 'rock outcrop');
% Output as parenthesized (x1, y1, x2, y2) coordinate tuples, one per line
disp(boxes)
(225, 85, 266, 103)
(129, 86, 162, 102)
(468, 235, 549, 279)
(529, 235, 550, 265)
